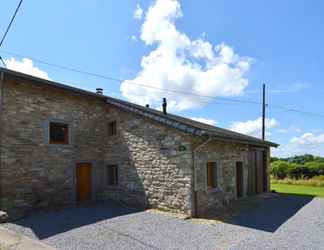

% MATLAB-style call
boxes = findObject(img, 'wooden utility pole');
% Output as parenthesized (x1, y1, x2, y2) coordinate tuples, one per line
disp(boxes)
(262, 83, 266, 140)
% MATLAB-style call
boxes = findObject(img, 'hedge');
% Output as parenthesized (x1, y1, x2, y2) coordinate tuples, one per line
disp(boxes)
(271, 161, 324, 179)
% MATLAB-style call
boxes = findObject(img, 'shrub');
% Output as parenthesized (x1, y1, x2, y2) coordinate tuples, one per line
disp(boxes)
(287, 165, 311, 179)
(314, 157, 324, 163)
(312, 175, 324, 181)
(305, 162, 324, 176)
(271, 161, 290, 179)
(271, 175, 324, 187)
(271, 156, 324, 180)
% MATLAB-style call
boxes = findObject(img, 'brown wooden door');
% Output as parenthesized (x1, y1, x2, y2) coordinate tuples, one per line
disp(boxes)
(247, 151, 256, 196)
(76, 163, 92, 202)
(236, 162, 244, 198)
(248, 149, 267, 195)
(256, 151, 264, 194)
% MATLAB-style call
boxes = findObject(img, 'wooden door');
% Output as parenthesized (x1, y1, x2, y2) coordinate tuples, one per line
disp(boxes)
(76, 163, 92, 202)
(256, 151, 264, 194)
(248, 149, 267, 195)
(262, 151, 268, 192)
(236, 162, 244, 198)
(247, 151, 256, 196)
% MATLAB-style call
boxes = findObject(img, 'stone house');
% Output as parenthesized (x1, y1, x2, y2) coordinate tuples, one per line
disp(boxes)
(0, 68, 278, 217)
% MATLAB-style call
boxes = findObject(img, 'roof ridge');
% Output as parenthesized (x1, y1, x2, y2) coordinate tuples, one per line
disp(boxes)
(105, 96, 278, 147)
(0, 67, 279, 147)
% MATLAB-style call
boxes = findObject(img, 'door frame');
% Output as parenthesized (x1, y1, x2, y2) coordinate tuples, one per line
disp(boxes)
(236, 161, 244, 198)
(70, 160, 97, 203)
(248, 147, 268, 195)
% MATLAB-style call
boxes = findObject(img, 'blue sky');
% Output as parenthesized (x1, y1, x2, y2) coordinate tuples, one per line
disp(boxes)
(1, 0, 324, 157)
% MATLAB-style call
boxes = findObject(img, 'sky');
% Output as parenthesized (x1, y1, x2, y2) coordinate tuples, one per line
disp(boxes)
(1, 0, 324, 157)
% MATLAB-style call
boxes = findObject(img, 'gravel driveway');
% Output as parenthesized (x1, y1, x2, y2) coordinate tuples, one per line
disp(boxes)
(3, 195, 324, 250)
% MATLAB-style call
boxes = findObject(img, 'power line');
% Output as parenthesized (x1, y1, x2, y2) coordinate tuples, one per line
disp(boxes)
(0, 0, 24, 48)
(270, 105, 324, 118)
(0, 56, 6, 68)
(1, 49, 324, 119)
(0, 49, 262, 105)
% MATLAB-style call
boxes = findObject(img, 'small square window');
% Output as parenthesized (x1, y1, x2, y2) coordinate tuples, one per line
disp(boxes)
(207, 162, 218, 189)
(108, 121, 117, 136)
(49, 122, 69, 144)
(107, 164, 118, 186)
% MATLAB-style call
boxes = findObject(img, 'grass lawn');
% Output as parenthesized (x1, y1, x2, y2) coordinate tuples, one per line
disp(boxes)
(271, 183, 324, 197)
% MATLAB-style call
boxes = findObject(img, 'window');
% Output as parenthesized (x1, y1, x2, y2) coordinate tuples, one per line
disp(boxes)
(108, 121, 117, 136)
(107, 164, 118, 186)
(207, 162, 218, 189)
(49, 122, 69, 144)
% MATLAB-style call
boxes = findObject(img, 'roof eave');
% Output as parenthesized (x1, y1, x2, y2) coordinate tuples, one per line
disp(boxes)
(0, 67, 107, 100)
(1, 68, 280, 148)
(209, 134, 279, 148)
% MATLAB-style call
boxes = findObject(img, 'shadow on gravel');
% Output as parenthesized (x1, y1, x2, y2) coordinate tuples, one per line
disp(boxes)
(228, 194, 313, 232)
(9, 201, 143, 239)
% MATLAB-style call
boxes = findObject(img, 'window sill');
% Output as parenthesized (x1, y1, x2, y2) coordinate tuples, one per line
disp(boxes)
(47, 143, 73, 148)
(49, 142, 69, 145)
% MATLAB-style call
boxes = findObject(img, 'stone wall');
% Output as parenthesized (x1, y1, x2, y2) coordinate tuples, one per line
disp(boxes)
(0, 73, 4, 205)
(194, 139, 250, 216)
(0, 76, 194, 215)
(0, 74, 271, 217)
(99, 105, 194, 215)
(0, 77, 109, 212)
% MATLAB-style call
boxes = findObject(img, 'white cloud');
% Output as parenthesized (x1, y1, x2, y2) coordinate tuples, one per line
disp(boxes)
(229, 117, 278, 138)
(134, 4, 143, 20)
(5, 57, 49, 80)
(272, 132, 324, 157)
(121, 0, 252, 112)
(290, 133, 324, 145)
(131, 35, 138, 42)
(190, 117, 218, 126)
(276, 126, 302, 134)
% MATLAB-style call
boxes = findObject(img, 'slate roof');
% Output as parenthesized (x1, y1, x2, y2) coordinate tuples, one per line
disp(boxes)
(0, 67, 279, 148)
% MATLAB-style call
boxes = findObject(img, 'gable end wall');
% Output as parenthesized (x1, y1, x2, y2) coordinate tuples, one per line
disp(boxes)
(0, 77, 110, 213)
(0, 77, 194, 215)
(100, 106, 194, 215)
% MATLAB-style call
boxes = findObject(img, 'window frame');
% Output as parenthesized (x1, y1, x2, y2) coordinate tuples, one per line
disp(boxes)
(108, 120, 117, 136)
(206, 161, 218, 190)
(49, 122, 69, 145)
(106, 164, 119, 186)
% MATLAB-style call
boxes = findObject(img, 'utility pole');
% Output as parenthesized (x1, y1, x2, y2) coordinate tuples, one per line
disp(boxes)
(262, 83, 266, 140)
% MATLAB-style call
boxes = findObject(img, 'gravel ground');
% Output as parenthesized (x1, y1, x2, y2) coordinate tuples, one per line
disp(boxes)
(3, 195, 324, 250)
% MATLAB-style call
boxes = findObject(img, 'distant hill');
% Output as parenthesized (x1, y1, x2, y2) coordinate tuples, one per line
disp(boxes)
(271, 154, 324, 164)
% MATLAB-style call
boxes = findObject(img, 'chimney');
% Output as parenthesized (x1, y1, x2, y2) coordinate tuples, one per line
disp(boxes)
(96, 88, 103, 95)
(162, 98, 167, 115)
(145, 104, 150, 108)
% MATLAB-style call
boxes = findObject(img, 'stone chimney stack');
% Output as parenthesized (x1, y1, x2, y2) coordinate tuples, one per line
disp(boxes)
(96, 88, 103, 95)
(162, 98, 167, 115)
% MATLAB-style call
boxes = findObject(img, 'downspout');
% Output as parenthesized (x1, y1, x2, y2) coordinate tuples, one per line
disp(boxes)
(0, 71, 5, 209)
(192, 133, 212, 217)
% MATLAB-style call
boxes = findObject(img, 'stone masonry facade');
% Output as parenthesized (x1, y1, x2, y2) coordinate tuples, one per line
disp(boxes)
(194, 140, 250, 216)
(0, 72, 271, 217)
(100, 105, 194, 214)
(0, 77, 109, 214)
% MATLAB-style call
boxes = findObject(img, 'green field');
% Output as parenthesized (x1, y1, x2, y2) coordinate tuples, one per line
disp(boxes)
(271, 183, 324, 197)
